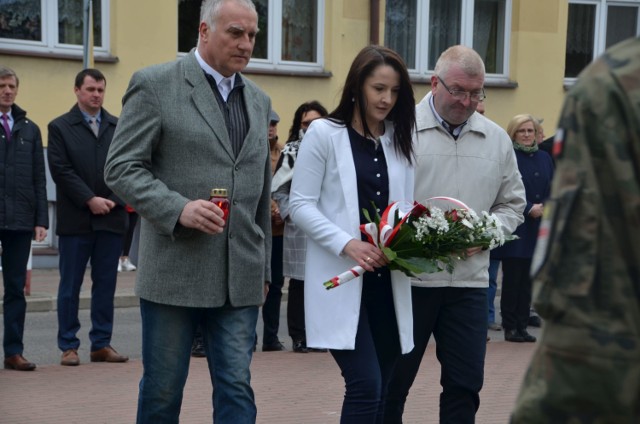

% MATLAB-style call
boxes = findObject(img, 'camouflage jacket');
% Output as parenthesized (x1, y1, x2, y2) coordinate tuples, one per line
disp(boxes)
(513, 37, 640, 423)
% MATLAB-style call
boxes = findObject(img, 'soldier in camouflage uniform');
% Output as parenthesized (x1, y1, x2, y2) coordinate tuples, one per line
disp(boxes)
(511, 37, 640, 423)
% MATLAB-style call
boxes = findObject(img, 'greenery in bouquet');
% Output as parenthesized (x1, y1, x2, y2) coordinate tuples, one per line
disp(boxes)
(365, 201, 515, 276)
(323, 200, 516, 289)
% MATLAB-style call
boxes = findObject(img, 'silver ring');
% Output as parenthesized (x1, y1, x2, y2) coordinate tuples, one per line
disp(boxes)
(366, 257, 371, 262)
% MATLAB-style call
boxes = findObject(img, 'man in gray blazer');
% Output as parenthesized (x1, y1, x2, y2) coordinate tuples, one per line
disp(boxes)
(105, 0, 272, 422)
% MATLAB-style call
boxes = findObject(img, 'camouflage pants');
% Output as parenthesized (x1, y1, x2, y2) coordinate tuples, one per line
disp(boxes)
(512, 322, 640, 423)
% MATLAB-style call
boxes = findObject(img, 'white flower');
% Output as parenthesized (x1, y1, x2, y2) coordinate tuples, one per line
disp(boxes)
(460, 218, 474, 229)
(413, 206, 449, 240)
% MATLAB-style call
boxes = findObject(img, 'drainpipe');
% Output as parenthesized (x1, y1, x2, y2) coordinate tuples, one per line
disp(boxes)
(82, 0, 94, 69)
(370, 0, 380, 45)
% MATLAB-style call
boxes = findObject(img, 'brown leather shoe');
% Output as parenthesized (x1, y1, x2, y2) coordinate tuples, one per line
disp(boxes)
(61, 349, 80, 366)
(4, 354, 36, 371)
(90, 346, 129, 363)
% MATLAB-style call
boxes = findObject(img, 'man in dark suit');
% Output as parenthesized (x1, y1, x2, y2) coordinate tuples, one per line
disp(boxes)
(105, 0, 272, 422)
(47, 68, 129, 367)
(1, 67, 48, 371)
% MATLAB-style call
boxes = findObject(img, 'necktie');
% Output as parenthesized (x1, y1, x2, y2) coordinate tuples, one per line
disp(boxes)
(89, 118, 99, 137)
(1, 114, 11, 142)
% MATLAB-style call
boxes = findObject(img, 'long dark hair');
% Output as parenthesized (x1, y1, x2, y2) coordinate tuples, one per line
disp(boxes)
(286, 100, 329, 143)
(329, 45, 415, 164)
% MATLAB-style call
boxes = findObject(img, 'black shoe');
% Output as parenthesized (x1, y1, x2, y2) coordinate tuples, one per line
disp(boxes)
(292, 340, 309, 353)
(262, 341, 286, 352)
(191, 340, 206, 357)
(308, 347, 328, 353)
(519, 329, 537, 343)
(528, 315, 542, 328)
(504, 329, 525, 342)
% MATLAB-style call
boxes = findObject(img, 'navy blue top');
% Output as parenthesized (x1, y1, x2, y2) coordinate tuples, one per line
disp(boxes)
(492, 148, 554, 259)
(348, 126, 393, 288)
(348, 126, 390, 226)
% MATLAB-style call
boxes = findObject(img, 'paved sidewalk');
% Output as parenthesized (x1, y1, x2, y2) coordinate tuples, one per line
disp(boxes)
(0, 268, 536, 423)
(0, 342, 534, 423)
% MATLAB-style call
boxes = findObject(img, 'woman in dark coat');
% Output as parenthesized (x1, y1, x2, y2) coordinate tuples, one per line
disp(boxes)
(492, 114, 554, 342)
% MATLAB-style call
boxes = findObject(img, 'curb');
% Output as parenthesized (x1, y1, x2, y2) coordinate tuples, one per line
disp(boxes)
(3, 289, 289, 314)
(0, 292, 140, 314)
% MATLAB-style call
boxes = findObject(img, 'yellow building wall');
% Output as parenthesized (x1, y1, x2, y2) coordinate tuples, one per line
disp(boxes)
(1, 0, 178, 143)
(489, 0, 569, 134)
(1, 0, 571, 142)
(254, 0, 373, 137)
(408, 0, 570, 135)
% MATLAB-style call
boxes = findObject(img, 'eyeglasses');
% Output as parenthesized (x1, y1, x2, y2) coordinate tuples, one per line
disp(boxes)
(437, 76, 486, 102)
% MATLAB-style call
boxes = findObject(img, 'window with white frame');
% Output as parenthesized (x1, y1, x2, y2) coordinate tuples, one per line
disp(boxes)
(385, 0, 511, 81)
(565, 0, 640, 79)
(178, 0, 324, 73)
(0, 0, 109, 57)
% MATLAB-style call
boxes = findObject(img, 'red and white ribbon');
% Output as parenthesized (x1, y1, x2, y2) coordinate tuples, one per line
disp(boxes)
(424, 196, 470, 210)
(324, 201, 414, 290)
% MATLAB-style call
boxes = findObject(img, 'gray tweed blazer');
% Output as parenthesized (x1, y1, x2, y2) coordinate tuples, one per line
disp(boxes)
(105, 51, 272, 308)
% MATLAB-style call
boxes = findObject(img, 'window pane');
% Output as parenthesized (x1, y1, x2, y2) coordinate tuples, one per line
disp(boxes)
(282, 0, 316, 62)
(384, 0, 417, 69)
(473, 0, 504, 74)
(606, 5, 638, 49)
(565, 3, 595, 78)
(178, 0, 200, 53)
(0, 0, 42, 41)
(429, 0, 461, 69)
(58, 0, 102, 47)
(253, 0, 268, 59)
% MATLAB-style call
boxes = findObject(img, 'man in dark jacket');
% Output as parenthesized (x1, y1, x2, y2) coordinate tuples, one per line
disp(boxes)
(47, 68, 128, 367)
(0, 67, 48, 371)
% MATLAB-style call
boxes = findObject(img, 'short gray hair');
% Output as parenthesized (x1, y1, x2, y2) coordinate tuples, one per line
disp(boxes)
(0, 66, 19, 86)
(200, 0, 257, 32)
(434, 45, 485, 80)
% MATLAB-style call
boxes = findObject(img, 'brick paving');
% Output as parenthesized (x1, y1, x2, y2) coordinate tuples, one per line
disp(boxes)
(0, 269, 537, 423)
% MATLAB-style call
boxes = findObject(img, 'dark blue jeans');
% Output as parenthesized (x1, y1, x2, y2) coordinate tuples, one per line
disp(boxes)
(385, 286, 487, 424)
(57, 231, 123, 351)
(137, 298, 259, 424)
(331, 271, 400, 424)
(1, 230, 33, 357)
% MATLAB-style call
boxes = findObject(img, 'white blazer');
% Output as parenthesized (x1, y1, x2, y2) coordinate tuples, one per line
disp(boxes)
(289, 118, 415, 353)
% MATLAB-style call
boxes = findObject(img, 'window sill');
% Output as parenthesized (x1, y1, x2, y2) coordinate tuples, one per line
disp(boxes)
(409, 75, 518, 89)
(563, 78, 577, 91)
(0, 48, 119, 63)
(243, 68, 333, 78)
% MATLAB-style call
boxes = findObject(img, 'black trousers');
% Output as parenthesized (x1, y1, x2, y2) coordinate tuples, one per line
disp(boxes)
(385, 287, 487, 424)
(1, 230, 33, 357)
(499, 257, 533, 331)
(287, 278, 306, 342)
(262, 235, 283, 345)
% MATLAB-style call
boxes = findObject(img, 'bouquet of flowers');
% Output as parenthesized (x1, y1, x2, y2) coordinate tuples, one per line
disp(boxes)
(324, 197, 516, 289)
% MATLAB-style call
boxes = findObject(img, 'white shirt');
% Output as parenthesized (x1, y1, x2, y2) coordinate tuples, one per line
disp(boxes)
(195, 50, 235, 101)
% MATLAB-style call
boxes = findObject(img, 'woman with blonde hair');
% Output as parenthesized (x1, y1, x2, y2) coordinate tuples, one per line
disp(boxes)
(492, 114, 554, 342)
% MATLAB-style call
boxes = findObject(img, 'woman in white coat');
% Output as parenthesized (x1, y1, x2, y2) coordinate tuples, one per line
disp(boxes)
(289, 45, 416, 423)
